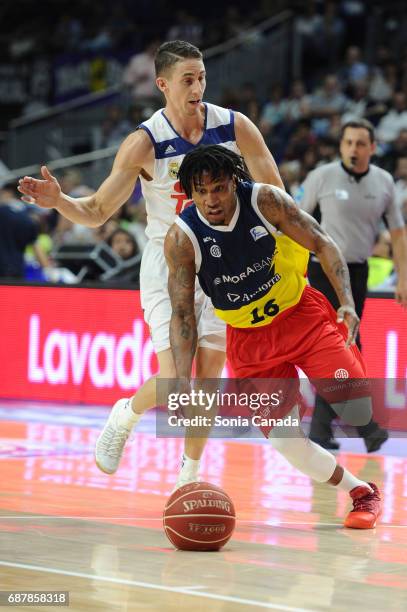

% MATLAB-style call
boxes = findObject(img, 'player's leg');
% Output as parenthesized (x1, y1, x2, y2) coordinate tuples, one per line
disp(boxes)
(268, 404, 381, 528)
(290, 288, 381, 526)
(96, 241, 179, 474)
(295, 287, 373, 428)
(175, 296, 226, 488)
(95, 348, 176, 474)
(227, 296, 381, 528)
(307, 260, 341, 446)
(348, 264, 388, 450)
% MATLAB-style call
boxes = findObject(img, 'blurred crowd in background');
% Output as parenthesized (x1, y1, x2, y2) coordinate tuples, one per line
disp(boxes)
(0, 0, 406, 288)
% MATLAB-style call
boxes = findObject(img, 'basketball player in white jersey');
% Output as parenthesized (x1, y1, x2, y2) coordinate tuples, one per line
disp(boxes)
(18, 40, 284, 488)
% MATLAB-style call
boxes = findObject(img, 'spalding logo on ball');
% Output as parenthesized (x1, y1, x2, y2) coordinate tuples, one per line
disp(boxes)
(163, 482, 236, 551)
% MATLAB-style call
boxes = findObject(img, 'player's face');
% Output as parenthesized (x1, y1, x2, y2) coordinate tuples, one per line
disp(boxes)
(340, 127, 376, 173)
(191, 171, 237, 225)
(158, 59, 206, 115)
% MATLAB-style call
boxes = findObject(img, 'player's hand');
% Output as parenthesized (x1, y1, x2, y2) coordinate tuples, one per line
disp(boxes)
(395, 276, 407, 309)
(18, 165, 62, 209)
(168, 377, 192, 418)
(337, 305, 360, 348)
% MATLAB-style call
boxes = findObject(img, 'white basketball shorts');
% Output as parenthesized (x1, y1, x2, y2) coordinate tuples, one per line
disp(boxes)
(140, 240, 226, 354)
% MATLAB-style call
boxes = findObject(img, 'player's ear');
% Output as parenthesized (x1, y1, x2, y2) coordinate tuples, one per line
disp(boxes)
(156, 77, 167, 94)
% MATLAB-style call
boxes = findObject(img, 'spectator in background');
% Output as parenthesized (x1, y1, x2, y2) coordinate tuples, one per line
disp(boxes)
(311, 75, 348, 118)
(342, 81, 370, 123)
(107, 227, 138, 260)
(316, 0, 345, 71)
(53, 169, 95, 246)
(92, 104, 131, 150)
(283, 119, 317, 163)
(118, 198, 148, 253)
(368, 230, 395, 291)
(279, 160, 301, 198)
(326, 112, 343, 142)
(340, 46, 369, 87)
(93, 218, 120, 245)
(219, 87, 241, 112)
(259, 84, 287, 155)
(123, 39, 161, 103)
(284, 80, 311, 124)
(237, 83, 261, 125)
(380, 128, 407, 173)
(105, 227, 141, 284)
(376, 92, 407, 145)
(295, 0, 323, 80)
(166, 11, 203, 47)
(260, 84, 287, 132)
(0, 182, 39, 278)
(316, 136, 337, 164)
(369, 61, 398, 105)
(394, 156, 407, 222)
(310, 74, 348, 136)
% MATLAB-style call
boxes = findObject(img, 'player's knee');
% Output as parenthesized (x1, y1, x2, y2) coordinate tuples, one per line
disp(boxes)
(156, 365, 177, 379)
(196, 345, 225, 378)
(331, 396, 372, 426)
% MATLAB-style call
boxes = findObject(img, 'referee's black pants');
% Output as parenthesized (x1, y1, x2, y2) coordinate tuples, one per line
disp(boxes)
(307, 258, 381, 440)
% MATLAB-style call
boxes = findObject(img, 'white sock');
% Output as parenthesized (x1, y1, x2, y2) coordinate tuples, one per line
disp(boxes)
(180, 454, 200, 478)
(116, 398, 141, 430)
(336, 469, 372, 494)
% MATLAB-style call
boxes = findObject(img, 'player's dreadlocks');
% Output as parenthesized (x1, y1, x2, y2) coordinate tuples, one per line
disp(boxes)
(178, 145, 252, 199)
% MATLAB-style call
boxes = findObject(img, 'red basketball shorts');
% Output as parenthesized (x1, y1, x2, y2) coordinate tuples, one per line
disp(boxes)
(226, 286, 368, 437)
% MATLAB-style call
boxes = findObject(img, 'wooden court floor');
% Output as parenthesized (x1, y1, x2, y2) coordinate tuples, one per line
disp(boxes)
(0, 402, 406, 612)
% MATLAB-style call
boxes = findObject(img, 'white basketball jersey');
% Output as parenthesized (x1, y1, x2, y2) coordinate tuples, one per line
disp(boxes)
(138, 103, 241, 243)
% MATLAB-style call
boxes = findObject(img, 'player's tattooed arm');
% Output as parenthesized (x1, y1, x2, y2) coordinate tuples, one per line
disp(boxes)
(258, 185, 355, 310)
(164, 224, 198, 380)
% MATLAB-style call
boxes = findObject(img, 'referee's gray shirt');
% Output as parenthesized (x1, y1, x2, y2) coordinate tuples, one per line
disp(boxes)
(296, 161, 404, 263)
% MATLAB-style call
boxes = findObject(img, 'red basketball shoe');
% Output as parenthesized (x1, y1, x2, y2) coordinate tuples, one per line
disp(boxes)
(344, 482, 381, 529)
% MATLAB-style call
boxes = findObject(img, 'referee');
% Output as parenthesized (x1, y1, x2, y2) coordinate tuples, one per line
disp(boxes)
(297, 119, 407, 452)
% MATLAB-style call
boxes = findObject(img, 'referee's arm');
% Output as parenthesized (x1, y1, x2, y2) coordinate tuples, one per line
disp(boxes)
(295, 168, 320, 215)
(389, 227, 407, 307)
(385, 178, 407, 308)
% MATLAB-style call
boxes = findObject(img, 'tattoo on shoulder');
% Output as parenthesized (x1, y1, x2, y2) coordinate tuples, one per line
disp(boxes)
(165, 226, 196, 305)
(258, 185, 316, 233)
(166, 226, 194, 264)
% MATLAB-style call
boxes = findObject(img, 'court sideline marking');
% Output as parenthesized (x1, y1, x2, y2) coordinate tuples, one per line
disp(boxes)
(1, 516, 405, 527)
(0, 560, 312, 611)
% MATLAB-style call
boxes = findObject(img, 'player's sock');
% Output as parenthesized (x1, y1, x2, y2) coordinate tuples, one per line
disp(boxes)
(335, 469, 373, 494)
(179, 454, 200, 480)
(116, 398, 141, 430)
(173, 454, 201, 490)
(269, 433, 338, 482)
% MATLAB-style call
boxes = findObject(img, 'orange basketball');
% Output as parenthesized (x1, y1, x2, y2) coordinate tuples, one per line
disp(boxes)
(163, 482, 236, 551)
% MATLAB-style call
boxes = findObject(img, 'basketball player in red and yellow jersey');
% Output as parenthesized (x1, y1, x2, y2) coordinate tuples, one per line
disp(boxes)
(164, 145, 382, 529)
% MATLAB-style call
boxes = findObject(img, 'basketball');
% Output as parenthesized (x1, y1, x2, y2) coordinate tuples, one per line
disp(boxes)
(163, 482, 236, 551)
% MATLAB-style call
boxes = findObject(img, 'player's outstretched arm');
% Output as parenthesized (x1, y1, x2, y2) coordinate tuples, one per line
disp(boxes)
(234, 112, 285, 190)
(389, 226, 407, 308)
(164, 224, 198, 379)
(18, 130, 152, 227)
(258, 185, 359, 346)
